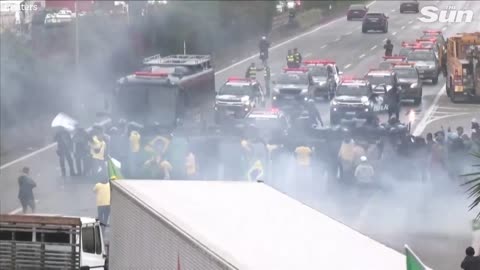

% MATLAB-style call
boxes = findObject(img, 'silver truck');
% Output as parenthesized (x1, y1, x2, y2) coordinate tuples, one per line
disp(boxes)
(108, 179, 412, 269)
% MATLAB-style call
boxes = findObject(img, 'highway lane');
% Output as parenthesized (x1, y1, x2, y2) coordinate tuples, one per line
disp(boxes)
(1, 1, 478, 269)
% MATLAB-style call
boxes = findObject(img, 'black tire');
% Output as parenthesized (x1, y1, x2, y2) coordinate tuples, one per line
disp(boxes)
(400, 9, 404, 13)
(383, 24, 388, 33)
(432, 76, 438, 85)
(362, 27, 367, 33)
(450, 94, 458, 103)
(347, 16, 351, 21)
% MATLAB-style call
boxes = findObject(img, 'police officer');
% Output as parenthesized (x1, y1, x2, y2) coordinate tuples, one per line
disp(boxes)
(286, 49, 295, 68)
(54, 127, 76, 177)
(384, 39, 393, 56)
(293, 48, 302, 68)
(264, 65, 271, 96)
(259, 36, 270, 65)
(305, 99, 323, 127)
(245, 63, 257, 80)
(387, 85, 400, 120)
(72, 126, 90, 176)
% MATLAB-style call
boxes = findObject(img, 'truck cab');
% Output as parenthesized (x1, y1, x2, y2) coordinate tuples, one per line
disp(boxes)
(0, 214, 107, 270)
(445, 32, 480, 102)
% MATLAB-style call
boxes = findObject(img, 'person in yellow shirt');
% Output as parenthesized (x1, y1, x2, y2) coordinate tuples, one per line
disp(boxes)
(90, 134, 106, 177)
(295, 145, 312, 167)
(338, 137, 355, 180)
(128, 129, 141, 178)
(248, 160, 264, 181)
(144, 154, 173, 180)
(294, 145, 313, 183)
(185, 152, 197, 180)
(93, 179, 110, 227)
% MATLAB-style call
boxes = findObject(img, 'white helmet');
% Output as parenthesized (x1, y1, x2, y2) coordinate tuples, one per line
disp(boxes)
(360, 156, 367, 162)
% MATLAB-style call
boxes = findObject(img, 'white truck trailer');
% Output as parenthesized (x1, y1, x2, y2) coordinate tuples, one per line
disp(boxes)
(109, 180, 408, 269)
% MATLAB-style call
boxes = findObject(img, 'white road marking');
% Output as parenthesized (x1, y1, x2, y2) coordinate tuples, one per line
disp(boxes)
(304, 52, 313, 57)
(442, 26, 447, 31)
(334, 37, 341, 42)
(425, 112, 472, 126)
(412, 85, 446, 136)
(345, 31, 353, 35)
(408, 20, 413, 24)
(9, 200, 40, 214)
(370, 45, 377, 51)
(392, 31, 397, 36)
(320, 44, 327, 49)
(383, 38, 388, 42)
(344, 64, 352, 69)
(359, 54, 366, 59)
(401, 26, 406, 30)
(391, 9, 395, 12)
(0, 1, 380, 170)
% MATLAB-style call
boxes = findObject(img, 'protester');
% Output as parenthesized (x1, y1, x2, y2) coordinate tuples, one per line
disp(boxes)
(18, 167, 36, 214)
(72, 127, 91, 176)
(93, 179, 111, 227)
(461, 246, 480, 270)
(54, 127, 76, 177)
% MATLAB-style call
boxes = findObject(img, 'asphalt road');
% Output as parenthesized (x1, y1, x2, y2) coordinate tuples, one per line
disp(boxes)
(1, 1, 480, 269)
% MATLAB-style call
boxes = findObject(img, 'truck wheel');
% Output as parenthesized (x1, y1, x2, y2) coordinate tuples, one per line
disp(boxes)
(362, 27, 367, 33)
(347, 16, 351, 21)
(400, 9, 404, 13)
(450, 94, 458, 103)
(383, 25, 388, 33)
(432, 76, 438, 85)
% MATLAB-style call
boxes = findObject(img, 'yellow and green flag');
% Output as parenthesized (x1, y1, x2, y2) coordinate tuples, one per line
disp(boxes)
(107, 157, 123, 180)
(405, 245, 427, 270)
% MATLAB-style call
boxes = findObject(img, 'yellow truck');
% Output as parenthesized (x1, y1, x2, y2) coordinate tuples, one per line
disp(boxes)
(445, 32, 480, 102)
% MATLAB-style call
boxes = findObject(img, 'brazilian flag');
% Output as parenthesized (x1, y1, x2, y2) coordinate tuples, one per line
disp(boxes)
(107, 157, 123, 180)
(405, 245, 427, 270)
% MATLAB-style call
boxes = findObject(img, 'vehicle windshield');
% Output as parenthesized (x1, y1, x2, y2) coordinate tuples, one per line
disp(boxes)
(366, 75, 394, 85)
(219, 84, 254, 96)
(336, 84, 370, 96)
(277, 73, 309, 84)
(309, 66, 328, 77)
(349, 4, 365, 10)
(407, 51, 436, 61)
(114, 82, 177, 127)
(399, 48, 412, 56)
(378, 62, 393, 70)
(247, 116, 283, 130)
(394, 68, 418, 78)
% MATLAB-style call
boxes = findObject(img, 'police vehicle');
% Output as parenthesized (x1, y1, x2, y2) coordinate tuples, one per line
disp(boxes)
(399, 0, 419, 13)
(406, 48, 440, 84)
(303, 60, 342, 100)
(362, 12, 389, 33)
(416, 38, 440, 60)
(330, 77, 374, 124)
(378, 56, 406, 70)
(392, 62, 423, 105)
(399, 42, 421, 57)
(111, 55, 215, 132)
(214, 77, 265, 123)
(364, 69, 399, 97)
(272, 67, 313, 107)
(231, 108, 290, 142)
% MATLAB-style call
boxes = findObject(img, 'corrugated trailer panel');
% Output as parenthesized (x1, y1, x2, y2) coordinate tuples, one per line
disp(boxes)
(109, 182, 236, 270)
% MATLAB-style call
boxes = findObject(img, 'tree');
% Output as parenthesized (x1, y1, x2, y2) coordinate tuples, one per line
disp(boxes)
(462, 151, 480, 219)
